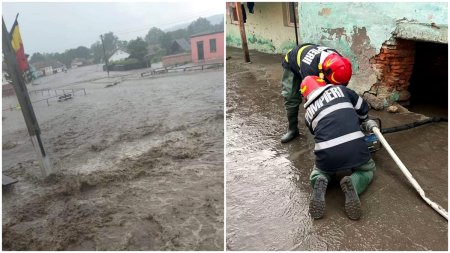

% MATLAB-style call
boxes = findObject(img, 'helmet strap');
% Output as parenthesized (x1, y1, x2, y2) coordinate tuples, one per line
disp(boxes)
(318, 52, 331, 79)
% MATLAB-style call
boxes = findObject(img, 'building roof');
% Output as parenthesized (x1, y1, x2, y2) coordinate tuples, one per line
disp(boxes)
(190, 30, 224, 38)
(173, 38, 191, 51)
(31, 61, 50, 69)
(32, 60, 65, 70)
(51, 61, 65, 68)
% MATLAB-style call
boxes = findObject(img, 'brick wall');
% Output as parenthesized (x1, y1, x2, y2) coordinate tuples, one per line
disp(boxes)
(161, 53, 192, 67)
(369, 38, 415, 102)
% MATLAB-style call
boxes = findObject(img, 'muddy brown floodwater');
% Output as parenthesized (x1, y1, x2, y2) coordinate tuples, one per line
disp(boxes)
(2, 64, 224, 250)
(226, 47, 447, 251)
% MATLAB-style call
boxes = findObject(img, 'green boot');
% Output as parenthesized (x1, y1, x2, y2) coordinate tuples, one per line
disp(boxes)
(309, 175, 328, 219)
(340, 176, 362, 220)
(281, 108, 299, 143)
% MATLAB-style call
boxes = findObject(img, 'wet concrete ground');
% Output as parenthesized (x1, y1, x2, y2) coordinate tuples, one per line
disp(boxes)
(2, 64, 224, 250)
(226, 47, 447, 250)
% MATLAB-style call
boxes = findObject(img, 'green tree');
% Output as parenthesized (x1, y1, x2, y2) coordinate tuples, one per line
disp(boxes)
(90, 42, 104, 64)
(118, 40, 128, 49)
(213, 20, 224, 32)
(29, 52, 46, 64)
(187, 17, 214, 36)
(74, 46, 91, 59)
(101, 32, 119, 58)
(126, 37, 148, 61)
(145, 27, 164, 45)
(168, 28, 188, 40)
(158, 33, 173, 52)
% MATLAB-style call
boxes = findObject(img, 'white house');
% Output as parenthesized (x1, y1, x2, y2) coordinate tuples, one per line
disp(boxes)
(108, 49, 130, 62)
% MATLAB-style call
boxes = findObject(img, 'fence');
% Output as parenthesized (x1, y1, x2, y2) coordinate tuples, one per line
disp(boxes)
(30, 88, 87, 106)
(141, 62, 224, 77)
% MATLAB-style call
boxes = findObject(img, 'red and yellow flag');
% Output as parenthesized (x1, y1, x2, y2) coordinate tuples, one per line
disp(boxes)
(10, 19, 29, 72)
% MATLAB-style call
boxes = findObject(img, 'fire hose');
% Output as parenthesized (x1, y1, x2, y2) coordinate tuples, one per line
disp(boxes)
(364, 120, 448, 220)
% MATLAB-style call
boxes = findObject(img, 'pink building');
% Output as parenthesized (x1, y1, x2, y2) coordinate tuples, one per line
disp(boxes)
(190, 31, 224, 64)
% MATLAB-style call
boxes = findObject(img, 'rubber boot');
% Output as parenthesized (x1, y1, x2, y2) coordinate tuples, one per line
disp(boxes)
(340, 176, 362, 220)
(309, 175, 328, 219)
(280, 109, 299, 143)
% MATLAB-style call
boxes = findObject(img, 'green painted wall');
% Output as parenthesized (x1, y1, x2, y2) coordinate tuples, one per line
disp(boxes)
(298, 2, 448, 93)
(226, 3, 298, 54)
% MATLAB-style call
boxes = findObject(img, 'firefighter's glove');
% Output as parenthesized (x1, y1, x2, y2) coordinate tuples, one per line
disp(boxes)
(361, 119, 378, 133)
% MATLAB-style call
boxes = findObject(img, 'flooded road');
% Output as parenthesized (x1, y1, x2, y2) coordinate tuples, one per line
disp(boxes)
(3, 65, 224, 250)
(226, 47, 447, 251)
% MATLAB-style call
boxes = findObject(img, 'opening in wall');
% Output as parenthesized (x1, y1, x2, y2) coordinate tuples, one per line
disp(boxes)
(408, 41, 448, 117)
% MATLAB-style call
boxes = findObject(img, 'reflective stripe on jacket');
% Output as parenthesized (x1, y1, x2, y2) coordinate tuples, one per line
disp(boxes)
(282, 43, 339, 82)
(304, 85, 371, 172)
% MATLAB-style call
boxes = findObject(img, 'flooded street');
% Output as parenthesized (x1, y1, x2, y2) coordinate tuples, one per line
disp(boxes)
(226, 47, 447, 250)
(2, 65, 224, 250)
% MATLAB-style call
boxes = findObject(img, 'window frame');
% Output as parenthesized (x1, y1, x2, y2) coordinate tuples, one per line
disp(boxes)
(285, 2, 299, 27)
(209, 38, 217, 53)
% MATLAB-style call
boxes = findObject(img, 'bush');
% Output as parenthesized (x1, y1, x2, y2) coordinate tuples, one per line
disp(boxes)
(110, 58, 140, 66)
(105, 57, 148, 71)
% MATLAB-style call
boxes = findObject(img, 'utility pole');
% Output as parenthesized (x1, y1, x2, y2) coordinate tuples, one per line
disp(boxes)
(235, 2, 250, 62)
(291, 2, 299, 45)
(100, 34, 110, 77)
(2, 17, 53, 177)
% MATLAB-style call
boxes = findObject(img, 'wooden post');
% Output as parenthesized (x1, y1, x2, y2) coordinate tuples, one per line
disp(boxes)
(2, 17, 53, 177)
(100, 34, 110, 77)
(235, 2, 250, 62)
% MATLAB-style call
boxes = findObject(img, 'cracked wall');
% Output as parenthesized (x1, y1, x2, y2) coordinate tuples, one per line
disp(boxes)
(298, 2, 448, 96)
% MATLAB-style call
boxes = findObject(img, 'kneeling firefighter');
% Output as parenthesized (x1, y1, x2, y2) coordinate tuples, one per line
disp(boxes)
(281, 43, 353, 143)
(300, 76, 378, 220)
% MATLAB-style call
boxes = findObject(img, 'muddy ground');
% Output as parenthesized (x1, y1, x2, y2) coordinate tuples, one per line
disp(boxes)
(226, 47, 447, 251)
(2, 64, 224, 250)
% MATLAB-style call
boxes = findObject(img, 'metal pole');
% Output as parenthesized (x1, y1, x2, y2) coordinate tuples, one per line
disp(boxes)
(2, 17, 53, 177)
(235, 2, 250, 62)
(100, 34, 110, 77)
(291, 2, 299, 45)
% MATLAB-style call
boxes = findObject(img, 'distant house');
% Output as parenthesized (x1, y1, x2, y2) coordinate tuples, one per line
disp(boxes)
(32, 61, 53, 76)
(71, 58, 84, 68)
(2, 62, 15, 97)
(108, 49, 130, 62)
(190, 31, 224, 63)
(169, 38, 191, 54)
(2, 62, 10, 84)
(52, 61, 66, 73)
(32, 60, 66, 76)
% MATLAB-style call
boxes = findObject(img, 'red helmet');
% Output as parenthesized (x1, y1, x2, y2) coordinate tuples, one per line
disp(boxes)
(322, 53, 352, 85)
(300, 76, 327, 99)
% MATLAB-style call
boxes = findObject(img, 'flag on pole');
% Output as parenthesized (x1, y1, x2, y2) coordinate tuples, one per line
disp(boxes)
(10, 15, 29, 72)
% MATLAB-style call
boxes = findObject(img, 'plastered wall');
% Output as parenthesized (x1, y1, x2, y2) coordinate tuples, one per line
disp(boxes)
(298, 2, 448, 94)
(226, 2, 298, 54)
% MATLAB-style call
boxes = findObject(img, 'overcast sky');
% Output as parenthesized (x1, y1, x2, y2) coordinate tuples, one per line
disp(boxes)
(2, 2, 224, 55)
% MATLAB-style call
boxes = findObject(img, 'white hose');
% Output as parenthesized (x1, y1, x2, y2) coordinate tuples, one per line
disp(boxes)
(372, 127, 448, 220)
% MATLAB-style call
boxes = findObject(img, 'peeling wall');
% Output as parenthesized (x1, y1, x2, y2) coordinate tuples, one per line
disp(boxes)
(298, 2, 448, 94)
(226, 3, 298, 54)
